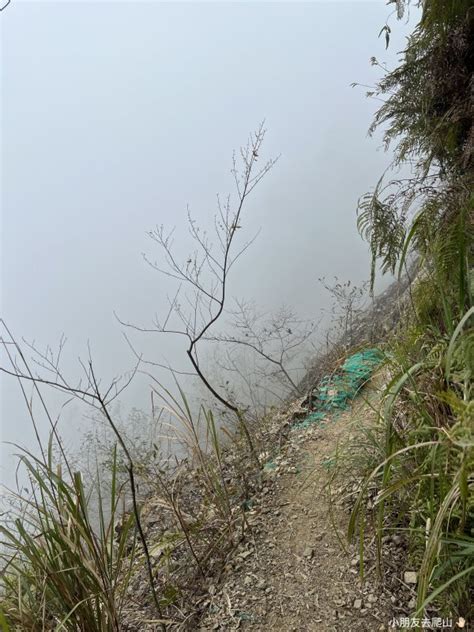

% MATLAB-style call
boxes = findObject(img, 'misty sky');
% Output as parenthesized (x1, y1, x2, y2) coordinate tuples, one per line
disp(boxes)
(1, 2, 415, 486)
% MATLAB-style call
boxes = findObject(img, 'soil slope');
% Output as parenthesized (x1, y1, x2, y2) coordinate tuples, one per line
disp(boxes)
(198, 376, 414, 631)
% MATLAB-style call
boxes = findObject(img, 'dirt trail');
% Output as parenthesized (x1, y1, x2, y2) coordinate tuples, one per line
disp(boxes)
(199, 378, 406, 631)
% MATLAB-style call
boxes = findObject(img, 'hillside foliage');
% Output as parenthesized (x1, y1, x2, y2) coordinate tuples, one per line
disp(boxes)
(353, 0, 474, 622)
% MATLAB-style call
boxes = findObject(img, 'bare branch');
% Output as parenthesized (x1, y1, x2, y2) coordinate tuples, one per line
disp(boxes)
(205, 301, 317, 397)
(0, 329, 166, 627)
(123, 126, 276, 409)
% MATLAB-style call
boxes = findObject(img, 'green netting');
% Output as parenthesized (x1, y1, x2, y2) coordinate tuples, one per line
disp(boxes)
(297, 348, 384, 428)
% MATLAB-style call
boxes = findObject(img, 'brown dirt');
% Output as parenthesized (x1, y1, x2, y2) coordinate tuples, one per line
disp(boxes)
(197, 377, 413, 631)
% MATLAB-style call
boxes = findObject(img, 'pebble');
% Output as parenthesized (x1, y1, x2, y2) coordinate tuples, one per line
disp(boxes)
(303, 546, 315, 559)
(353, 598, 363, 609)
(404, 571, 417, 584)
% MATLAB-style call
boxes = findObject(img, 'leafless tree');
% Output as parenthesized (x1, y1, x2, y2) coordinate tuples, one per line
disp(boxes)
(0, 321, 166, 629)
(318, 277, 369, 348)
(199, 346, 280, 424)
(117, 123, 278, 465)
(206, 299, 317, 399)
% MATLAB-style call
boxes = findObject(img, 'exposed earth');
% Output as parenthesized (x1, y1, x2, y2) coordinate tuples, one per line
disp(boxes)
(196, 374, 421, 631)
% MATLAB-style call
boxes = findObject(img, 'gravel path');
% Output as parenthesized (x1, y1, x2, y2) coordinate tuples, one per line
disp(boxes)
(198, 377, 412, 631)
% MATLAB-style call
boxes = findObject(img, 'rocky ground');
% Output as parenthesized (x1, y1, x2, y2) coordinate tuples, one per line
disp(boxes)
(196, 374, 420, 631)
(122, 363, 468, 631)
(121, 270, 469, 631)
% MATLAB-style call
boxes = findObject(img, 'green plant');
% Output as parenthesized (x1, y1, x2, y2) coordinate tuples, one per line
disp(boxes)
(0, 325, 168, 630)
(348, 311, 473, 619)
(0, 443, 136, 631)
(350, 0, 474, 622)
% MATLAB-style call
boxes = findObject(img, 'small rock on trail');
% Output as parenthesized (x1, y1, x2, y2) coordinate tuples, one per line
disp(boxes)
(198, 378, 403, 631)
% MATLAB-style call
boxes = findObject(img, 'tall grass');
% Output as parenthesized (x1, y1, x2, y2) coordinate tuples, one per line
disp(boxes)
(348, 298, 473, 620)
(0, 443, 137, 631)
(150, 380, 256, 544)
(0, 321, 266, 630)
(349, 0, 474, 622)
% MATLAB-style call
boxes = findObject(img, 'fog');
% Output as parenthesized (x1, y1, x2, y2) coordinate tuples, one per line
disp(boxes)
(1, 2, 414, 487)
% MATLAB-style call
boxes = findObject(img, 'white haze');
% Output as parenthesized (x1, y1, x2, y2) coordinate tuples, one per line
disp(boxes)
(1, 2, 415, 487)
